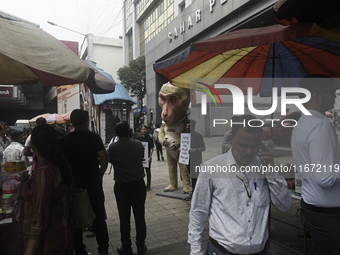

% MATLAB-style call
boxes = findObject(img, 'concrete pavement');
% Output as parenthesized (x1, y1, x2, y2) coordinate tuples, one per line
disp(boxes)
(84, 136, 313, 255)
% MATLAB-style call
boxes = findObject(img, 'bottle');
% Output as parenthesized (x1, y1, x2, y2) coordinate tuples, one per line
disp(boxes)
(1, 194, 14, 218)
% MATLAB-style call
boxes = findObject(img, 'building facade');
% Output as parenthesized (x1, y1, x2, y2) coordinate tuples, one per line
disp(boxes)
(123, 0, 278, 134)
(58, 36, 125, 142)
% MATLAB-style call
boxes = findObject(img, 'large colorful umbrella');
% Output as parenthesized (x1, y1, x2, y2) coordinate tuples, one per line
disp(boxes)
(46, 114, 66, 124)
(154, 23, 340, 96)
(29, 113, 51, 123)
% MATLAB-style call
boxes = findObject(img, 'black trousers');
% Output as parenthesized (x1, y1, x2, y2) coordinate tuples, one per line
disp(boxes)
(74, 184, 109, 255)
(155, 143, 163, 160)
(301, 200, 340, 255)
(188, 163, 198, 193)
(144, 161, 151, 188)
(114, 179, 147, 249)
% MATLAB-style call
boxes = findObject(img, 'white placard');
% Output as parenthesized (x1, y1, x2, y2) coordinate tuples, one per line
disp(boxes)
(294, 172, 302, 197)
(179, 133, 191, 165)
(141, 142, 149, 168)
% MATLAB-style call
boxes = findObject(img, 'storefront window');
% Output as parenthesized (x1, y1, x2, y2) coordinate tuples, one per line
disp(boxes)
(129, 34, 133, 62)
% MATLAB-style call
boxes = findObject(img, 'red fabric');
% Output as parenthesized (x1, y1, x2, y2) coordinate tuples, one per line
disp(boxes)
(60, 41, 79, 56)
(30, 68, 82, 87)
(222, 46, 270, 78)
(193, 23, 313, 52)
(274, 16, 299, 26)
(211, 46, 270, 95)
(155, 50, 224, 82)
(191, 93, 196, 105)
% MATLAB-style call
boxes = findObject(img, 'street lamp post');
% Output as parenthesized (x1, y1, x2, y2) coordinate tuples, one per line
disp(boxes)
(47, 21, 86, 36)
(47, 21, 93, 128)
(47, 21, 89, 59)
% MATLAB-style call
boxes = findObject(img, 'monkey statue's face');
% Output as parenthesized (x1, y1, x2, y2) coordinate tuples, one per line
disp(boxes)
(159, 92, 182, 124)
(158, 83, 190, 125)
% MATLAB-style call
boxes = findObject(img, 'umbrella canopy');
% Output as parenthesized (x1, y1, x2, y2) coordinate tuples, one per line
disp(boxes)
(0, 17, 115, 94)
(154, 23, 340, 96)
(29, 113, 51, 123)
(60, 112, 71, 122)
(46, 114, 66, 124)
(85, 61, 136, 106)
(93, 83, 137, 105)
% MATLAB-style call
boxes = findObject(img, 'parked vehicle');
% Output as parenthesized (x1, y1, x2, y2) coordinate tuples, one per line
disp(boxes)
(14, 119, 30, 128)
(13, 119, 31, 140)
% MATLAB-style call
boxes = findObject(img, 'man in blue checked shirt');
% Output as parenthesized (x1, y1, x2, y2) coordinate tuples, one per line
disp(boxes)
(188, 115, 291, 255)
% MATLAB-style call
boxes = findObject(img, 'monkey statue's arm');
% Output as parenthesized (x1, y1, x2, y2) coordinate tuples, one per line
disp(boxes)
(169, 120, 187, 151)
(170, 139, 180, 151)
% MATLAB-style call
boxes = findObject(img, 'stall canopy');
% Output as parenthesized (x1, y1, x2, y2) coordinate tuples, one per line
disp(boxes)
(0, 17, 115, 94)
(87, 61, 136, 106)
(153, 23, 340, 95)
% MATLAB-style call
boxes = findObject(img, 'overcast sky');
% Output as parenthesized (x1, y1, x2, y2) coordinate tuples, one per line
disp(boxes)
(0, 0, 123, 46)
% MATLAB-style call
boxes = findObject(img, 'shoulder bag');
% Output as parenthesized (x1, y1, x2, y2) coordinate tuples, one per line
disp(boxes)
(71, 188, 96, 229)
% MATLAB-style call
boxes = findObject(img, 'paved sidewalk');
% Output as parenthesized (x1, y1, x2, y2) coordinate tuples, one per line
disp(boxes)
(84, 137, 313, 255)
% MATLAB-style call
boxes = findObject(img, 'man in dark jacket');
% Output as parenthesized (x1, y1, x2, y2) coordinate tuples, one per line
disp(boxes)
(108, 121, 147, 255)
(59, 109, 109, 255)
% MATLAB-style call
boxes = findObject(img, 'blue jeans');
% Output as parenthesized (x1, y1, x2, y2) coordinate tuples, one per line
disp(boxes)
(205, 241, 269, 255)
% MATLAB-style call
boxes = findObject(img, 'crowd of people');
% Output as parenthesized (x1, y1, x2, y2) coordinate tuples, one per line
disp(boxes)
(1, 74, 340, 255)
(0, 110, 160, 255)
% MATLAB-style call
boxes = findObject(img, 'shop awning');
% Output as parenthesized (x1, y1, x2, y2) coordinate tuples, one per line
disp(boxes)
(87, 61, 136, 105)
(0, 17, 115, 94)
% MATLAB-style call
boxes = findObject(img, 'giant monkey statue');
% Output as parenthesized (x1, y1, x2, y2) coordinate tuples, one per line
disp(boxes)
(158, 82, 192, 194)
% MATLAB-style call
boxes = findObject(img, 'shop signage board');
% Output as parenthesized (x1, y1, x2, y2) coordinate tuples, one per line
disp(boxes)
(0, 86, 13, 99)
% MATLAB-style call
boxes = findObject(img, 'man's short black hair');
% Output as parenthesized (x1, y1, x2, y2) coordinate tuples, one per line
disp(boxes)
(36, 117, 47, 125)
(0, 121, 8, 130)
(299, 74, 334, 99)
(71, 109, 89, 126)
(10, 130, 23, 141)
(115, 121, 130, 137)
(231, 115, 262, 137)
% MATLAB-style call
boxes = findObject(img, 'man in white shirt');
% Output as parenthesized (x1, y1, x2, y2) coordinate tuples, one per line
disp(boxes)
(188, 115, 291, 255)
(3, 130, 27, 165)
(291, 75, 340, 255)
(0, 121, 11, 172)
